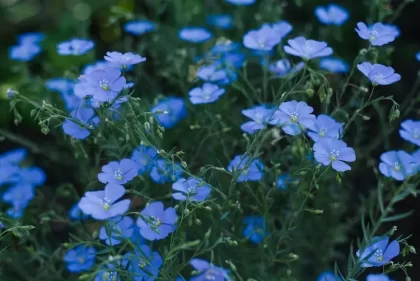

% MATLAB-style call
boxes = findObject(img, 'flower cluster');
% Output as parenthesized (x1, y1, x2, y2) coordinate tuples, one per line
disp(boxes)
(10, 32, 44, 61)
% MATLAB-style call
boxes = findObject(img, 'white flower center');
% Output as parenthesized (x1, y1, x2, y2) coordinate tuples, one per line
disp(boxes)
(318, 128, 326, 137)
(101, 197, 111, 211)
(370, 29, 379, 41)
(413, 129, 419, 139)
(393, 162, 401, 172)
(100, 79, 110, 91)
(114, 169, 123, 180)
(255, 113, 263, 124)
(205, 270, 217, 280)
(374, 248, 384, 261)
(138, 259, 146, 268)
(290, 112, 299, 122)
(329, 149, 340, 161)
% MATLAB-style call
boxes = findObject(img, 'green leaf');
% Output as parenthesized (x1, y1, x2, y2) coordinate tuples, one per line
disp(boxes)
(382, 211, 414, 222)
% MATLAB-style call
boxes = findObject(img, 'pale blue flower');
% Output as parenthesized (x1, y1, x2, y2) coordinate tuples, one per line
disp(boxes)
(179, 27, 212, 43)
(355, 22, 398, 46)
(284, 37, 333, 60)
(379, 150, 414, 181)
(320, 58, 349, 73)
(357, 62, 401, 85)
(124, 20, 156, 35)
(315, 4, 349, 26)
(313, 138, 356, 172)
(189, 83, 225, 104)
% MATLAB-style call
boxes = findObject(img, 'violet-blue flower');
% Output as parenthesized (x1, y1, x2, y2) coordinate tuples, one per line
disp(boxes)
(313, 138, 356, 172)
(94, 263, 119, 281)
(0, 148, 27, 165)
(0, 166, 20, 187)
(367, 274, 393, 281)
(272, 21, 293, 38)
(62, 108, 100, 140)
(269, 59, 304, 77)
(315, 4, 349, 26)
(227, 154, 264, 182)
(196, 63, 237, 85)
(7, 166, 46, 186)
(276, 174, 293, 190)
(69, 202, 89, 221)
(416, 51, 420, 62)
(356, 236, 400, 267)
(82, 60, 113, 75)
(207, 14, 234, 30)
(98, 158, 138, 185)
(243, 216, 268, 244)
(18, 32, 45, 44)
(172, 177, 211, 202)
(243, 24, 282, 51)
(179, 27, 213, 43)
(269, 100, 316, 135)
(64, 245, 96, 273)
(189, 83, 225, 104)
(46, 78, 74, 95)
(284, 37, 333, 60)
(2, 184, 34, 218)
(241, 105, 275, 134)
(10, 44, 41, 61)
(317, 271, 342, 281)
(78, 184, 130, 220)
(130, 145, 158, 175)
(399, 119, 420, 146)
(320, 58, 349, 73)
(122, 245, 162, 281)
(378, 150, 414, 181)
(137, 201, 177, 240)
(412, 149, 420, 173)
(357, 62, 401, 85)
(355, 23, 398, 46)
(57, 38, 94, 55)
(225, 0, 255, 5)
(308, 114, 343, 142)
(104, 51, 146, 69)
(189, 258, 229, 281)
(151, 97, 187, 129)
(124, 20, 156, 36)
(99, 216, 134, 246)
(149, 159, 182, 184)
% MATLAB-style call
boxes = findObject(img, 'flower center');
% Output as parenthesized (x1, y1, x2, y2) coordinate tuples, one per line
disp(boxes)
(393, 162, 401, 172)
(104, 272, 116, 281)
(374, 248, 384, 261)
(255, 113, 263, 124)
(100, 79, 110, 91)
(150, 216, 162, 227)
(318, 128, 326, 137)
(370, 72, 383, 82)
(329, 149, 340, 161)
(413, 129, 419, 139)
(138, 259, 146, 268)
(258, 39, 266, 48)
(114, 169, 123, 181)
(290, 112, 299, 122)
(369, 30, 379, 41)
(101, 197, 111, 211)
(242, 169, 249, 175)
(78, 257, 85, 264)
(187, 185, 197, 194)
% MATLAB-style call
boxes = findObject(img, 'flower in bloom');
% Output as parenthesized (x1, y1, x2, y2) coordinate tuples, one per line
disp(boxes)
(357, 62, 401, 85)
(62, 108, 100, 139)
(7, 166, 46, 186)
(269, 59, 304, 77)
(317, 271, 342, 281)
(243, 24, 282, 51)
(189, 83, 225, 104)
(45, 78, 74, 94)
(315, 4, 349, 26)
(122, 245, 163, 281)
(9, 44, 41, 61)
(412, 149, 420, 173)
(355, 23, 398, 46)
(130, 145, 158, 175)
(227, 154, 264, 182)
(196, 63, 237, 85)
(99, 216, 134, 246)
(151, 97, 187, 129)
(367, 274, 393, 281)
(241, 105, 275, 134)
(399, 120, 420, 146)
(308, 114, 343, 142)
(18, 32, 45, 44)
(284, 37, 333, 60)
(356, 236, 400, 267)
(78, 184, 130, 220)
(378, 150, 414, 181)
(137, 201, 177, 240)
(313, 139, 356, 172)
(172, 177, 211, 202)
(189, 258, 229, 281)
(207, 14, 234, 29)
(98, 159, 138, 185)
(320, 58, 349, 73)
(83, 60, 113, 75)
(270, 100, 316, 135)
(149, 159, 183, 184)
(94, 263, 119, 281)
(124, 20, 156, 35)
(179, 27, 213, 43)
(272, 21, 293, 38)
(104, 51, 146, 69)
(69, 202, 89, 220)
(76, 68, 126, 102)
(416, 51, 420, 62)
(243, 216, 268, 244)
(64, 245, 96, 273)
(2, 184, 34, 218)
(57, 39, 94, 55)
(225, 0, 255, 5)
(276, 174, 293, 190)
(0, 148, 27, 165)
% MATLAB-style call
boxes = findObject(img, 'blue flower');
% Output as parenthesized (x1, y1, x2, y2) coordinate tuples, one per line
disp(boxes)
(69, 202, 89, 220)
(412, 149, 420, 173)
(315, 4, 349, 26)
(45, 78, 74, 94)
(57, 39, 94, 55)
(241, 105, 275, 134)
(0, 148, 27, 165)
(0, 166, 20, 187)
(379, 150, 414, 181)
(98, 159, 138, 185)
(149, 159, 182, 184)
(308, 114, 342, 142)
(276, 174, 293, 190)
(416, 51, 420, 62)
(272, 21, 293, 38)
(124, 20, 156, 35)
(243, 216, 268, 244)
(94, 263, 119, 281)
(399, 119, 420, 146)
(130, 145, 158, 175)
(0, 221, 4, 230)
(221, 52, 246, 69)
(357, 62, 401, 85)
(189, 83, 225, 104)
(99, 216, 134, 246)
(207, 14, 234, 29)
(62, 108, 100, 139)
(227, 154, 264, 182)
(18, 32, 45, 44)
(355, 23, 398, 46)
(196, 63, 237, 85)
(317, 271, 342, 281)
(269, 59, 304, 77)
(10, 44, 41, 61)
(210, 41, 241, 54)
(104, 51, 146, 69)
(269, 100, 316, 136)
(225, 0, 255, 5)
(137, 201, 177, 241)
(356, 236, 400, 267)
(64, 245, 96, 273)
(151, 97, 187, 129)
(320, 58, 349, 73)
(172, 177, 211, 202)
(7, 166, 46, 186)
(179, 27, 212, 43)
(243, 24, 282, 51)
(78, 184, 131, 220)
(313, 139, 356, 172)
(122, 245, 163, 281)
(189, 258, 229, 281)
(284, 37, 333, 60)
(82, 60, 113, 75)
(2, 184, 35, 218)
(367, 274, 394, 281)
